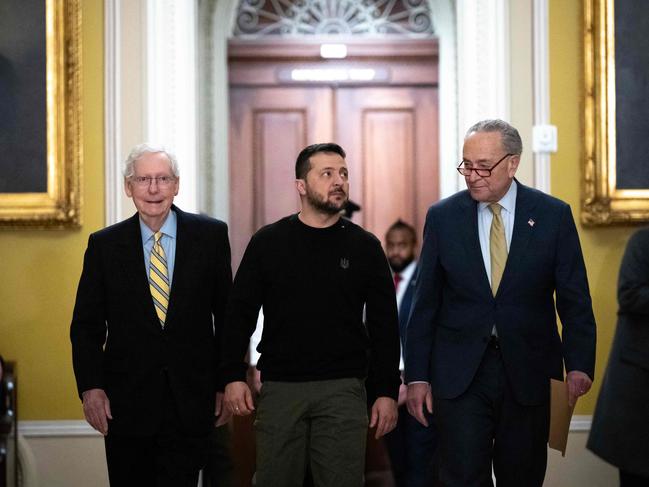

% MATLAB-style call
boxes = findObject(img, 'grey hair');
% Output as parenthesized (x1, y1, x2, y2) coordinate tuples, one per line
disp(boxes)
(123, 143, 179, 179)
(465, 119, 523, 156)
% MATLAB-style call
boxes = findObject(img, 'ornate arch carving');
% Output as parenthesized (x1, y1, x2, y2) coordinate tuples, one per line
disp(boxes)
(233, 0, 435, 38)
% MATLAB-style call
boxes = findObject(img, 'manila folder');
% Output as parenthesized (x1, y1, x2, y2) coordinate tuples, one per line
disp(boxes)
(548, 378, 575, 456)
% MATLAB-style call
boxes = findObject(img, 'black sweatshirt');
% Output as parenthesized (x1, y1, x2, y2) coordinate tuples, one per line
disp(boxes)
(220, 214, 401, 400)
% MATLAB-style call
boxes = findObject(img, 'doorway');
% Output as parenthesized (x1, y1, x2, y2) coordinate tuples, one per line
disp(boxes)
(227, 38, 439, 487)
(229, 39, 439, 268)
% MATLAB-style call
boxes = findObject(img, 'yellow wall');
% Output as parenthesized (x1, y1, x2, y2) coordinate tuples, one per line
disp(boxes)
(0, 0, 634, 420)
(550, 0, 635, 414)
(0, 0, 104, 420)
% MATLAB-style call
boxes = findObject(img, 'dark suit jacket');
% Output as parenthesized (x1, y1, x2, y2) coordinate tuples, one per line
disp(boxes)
(398, 265, 417, 346)
(70, 206, 232, 436)
(405, 182, 596, 406)
(588, 228, 649, 476)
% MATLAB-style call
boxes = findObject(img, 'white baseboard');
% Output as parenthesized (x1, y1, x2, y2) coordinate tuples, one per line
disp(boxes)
(19, 420, 100, 437)
(19, 416, 593, 438)
(569, 415, 592, 432)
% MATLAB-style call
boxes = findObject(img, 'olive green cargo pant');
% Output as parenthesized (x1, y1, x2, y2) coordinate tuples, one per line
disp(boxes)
(254, 378, 369, 487)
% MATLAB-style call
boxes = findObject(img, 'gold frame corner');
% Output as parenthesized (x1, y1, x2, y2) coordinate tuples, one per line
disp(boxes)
(0, 0, 82, 229)
(582, 0, 649, 225)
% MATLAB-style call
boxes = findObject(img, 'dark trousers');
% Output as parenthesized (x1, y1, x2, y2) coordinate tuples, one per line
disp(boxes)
(202, 424, 234, 487)
(254, 378, 369, 487)
(384, 406, 437, 487)
(620, 470, 649, 487)
(435, 341, 550, 487)
(104, 376, 209, 487)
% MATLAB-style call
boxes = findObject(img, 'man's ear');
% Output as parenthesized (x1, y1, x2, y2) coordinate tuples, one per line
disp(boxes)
(296, 179, 307, 196)
(124, 179, 133, 197)
(507, 155, 521, 177)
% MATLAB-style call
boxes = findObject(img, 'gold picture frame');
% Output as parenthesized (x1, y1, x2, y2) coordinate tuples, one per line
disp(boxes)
(583, 0, 649, 224)
(0, 0, 82, 228)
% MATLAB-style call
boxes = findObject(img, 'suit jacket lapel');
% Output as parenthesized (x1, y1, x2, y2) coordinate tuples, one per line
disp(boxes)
(498, 182, 538, 297)
(115, 214, 162, 330)
(459, 193, 492, 297)
(165, 205, 192, 328)
(399, 268, 416, 339)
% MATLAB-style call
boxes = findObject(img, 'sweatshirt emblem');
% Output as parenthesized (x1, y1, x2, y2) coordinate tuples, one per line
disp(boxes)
(340, 258, 350, 269)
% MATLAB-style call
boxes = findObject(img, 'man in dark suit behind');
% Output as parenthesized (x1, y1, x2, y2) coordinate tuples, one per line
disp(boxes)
(588, 228, 649, 486)
(70, 144, 232, 486)
(384, 220, 437, 487)
(405, 120, 596, 487)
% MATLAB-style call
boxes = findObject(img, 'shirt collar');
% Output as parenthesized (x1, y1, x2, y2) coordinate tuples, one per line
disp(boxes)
(399, 260, 417, 282)
(478, 179, 517, 214)
(139, 209, 177, 245)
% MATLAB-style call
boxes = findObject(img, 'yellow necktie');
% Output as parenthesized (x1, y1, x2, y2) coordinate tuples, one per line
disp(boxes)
(489, 203, 508, 296)
(149, 231, 170, 327)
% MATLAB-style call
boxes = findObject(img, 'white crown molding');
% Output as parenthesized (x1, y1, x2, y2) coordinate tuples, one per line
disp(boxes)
(533, 0, 552, 193)
(19, 420, 100, 438)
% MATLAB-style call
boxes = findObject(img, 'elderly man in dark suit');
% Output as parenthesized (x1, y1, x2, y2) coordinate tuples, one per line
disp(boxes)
(70, 144, 232, 487)
(406, 119, 596, 487)
(588, 228, 649, 486)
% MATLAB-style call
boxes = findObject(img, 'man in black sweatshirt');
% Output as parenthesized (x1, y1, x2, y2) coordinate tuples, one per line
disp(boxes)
(221, 142, 400, 487)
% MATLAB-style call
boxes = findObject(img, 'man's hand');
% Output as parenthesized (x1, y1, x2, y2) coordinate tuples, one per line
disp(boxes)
(406, 383, 433, 427)
(82, 388, 112, 436)
(215, 391, 233, 427)
(369, 396, 398, 439)
(224, 381, 255, 416)
(566, 370, 593, 407)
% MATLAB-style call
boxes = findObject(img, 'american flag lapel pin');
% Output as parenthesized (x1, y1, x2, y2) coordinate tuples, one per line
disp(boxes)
(528, 218, 535, 227)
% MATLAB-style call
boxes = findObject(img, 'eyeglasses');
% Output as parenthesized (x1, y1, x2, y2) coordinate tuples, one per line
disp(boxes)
(130, 176, 176, 187)
(457, 153, 513, 177)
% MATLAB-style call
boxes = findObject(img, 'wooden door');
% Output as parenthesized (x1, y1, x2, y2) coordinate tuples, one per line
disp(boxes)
(227, 39, 439, 487)
(336, 86, 439, 243)
(229, 86, 333, 268)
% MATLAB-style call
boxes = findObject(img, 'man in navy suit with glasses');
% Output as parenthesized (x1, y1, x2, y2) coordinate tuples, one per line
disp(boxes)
(406, 120, 596, 487)
(71, 144, 232, 486)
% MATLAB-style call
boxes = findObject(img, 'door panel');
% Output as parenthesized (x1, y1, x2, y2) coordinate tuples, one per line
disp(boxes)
(363, 110, 416, 239)
(229, 87, 333, 268)
(336, 87, 439, 244)
(253, 111, 304, 228)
